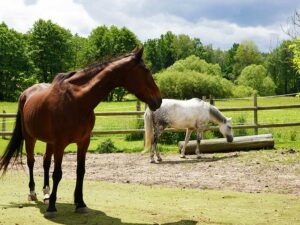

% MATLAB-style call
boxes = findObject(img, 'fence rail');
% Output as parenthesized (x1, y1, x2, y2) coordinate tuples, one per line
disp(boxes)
(1, 94, 300, 137)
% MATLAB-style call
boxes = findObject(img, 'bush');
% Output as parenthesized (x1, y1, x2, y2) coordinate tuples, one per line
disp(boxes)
(159, 131, 197, 145)
(95, 139, 119, 153)
(238, 64, 276, 96)
(232, 85, 255, 98)
(157, 70, 234, 99)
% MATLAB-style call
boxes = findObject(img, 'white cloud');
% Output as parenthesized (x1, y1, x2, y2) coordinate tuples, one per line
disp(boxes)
(0, 0, 291, 51)
(0, 0, 97, 35)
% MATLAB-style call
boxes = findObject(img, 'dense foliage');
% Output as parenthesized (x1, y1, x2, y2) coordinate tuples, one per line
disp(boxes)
(0, 19, 299, 102)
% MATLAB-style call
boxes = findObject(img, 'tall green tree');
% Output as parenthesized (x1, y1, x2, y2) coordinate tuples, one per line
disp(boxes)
(290, 38, 300, 74)
(70, 34, 88, 70)
(85, 25, 140, 101)
(233, 40, 261, 78)
(266, 40, 299, 94)
(223, 43, 239, 80)
(28, 19, 74, 82)
(0, 23, 35, 101)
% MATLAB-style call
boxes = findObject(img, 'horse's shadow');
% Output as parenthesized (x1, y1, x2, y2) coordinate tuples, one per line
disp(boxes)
(159, 154, 239, 165)
(3, 201, 197, 225)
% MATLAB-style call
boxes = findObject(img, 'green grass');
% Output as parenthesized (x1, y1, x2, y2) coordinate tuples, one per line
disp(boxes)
(0, 96, 300, 155)
(0, 173, 299, 225)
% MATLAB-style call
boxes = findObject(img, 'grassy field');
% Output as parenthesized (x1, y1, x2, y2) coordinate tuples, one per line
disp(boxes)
(0, 95, 299, 155)
(0, 173, 299, 225)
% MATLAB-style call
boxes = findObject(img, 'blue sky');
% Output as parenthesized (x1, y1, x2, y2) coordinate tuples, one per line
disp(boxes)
(1, 0, 299, 52)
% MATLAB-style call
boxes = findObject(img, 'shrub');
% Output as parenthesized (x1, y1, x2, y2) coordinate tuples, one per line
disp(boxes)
(238, 64, 276, 96)
(232, 85, 255, 98)
(157, 70, 234, 99)
(95, 139, 119, 154)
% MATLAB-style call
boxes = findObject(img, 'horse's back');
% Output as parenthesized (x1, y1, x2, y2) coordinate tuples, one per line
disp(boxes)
(158, 98, 210, 129)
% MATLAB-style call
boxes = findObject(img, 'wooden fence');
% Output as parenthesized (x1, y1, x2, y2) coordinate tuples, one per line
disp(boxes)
(1, 94, 300, 138)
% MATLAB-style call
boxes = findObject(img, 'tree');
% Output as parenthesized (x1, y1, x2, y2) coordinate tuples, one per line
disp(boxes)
(238, 64, 276, 96)
(70, 34, 88, 70)
(290, 38, 300, 74)
(266, 40, 299, 94)
(85, 25, 140, 101)
(223, 43, 239, 80)
(28, 19, 74, 82)
(233, 40, 261, 77)
(0, 23, 35, 101)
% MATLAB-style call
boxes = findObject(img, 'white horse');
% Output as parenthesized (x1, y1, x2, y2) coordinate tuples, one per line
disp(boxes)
(144, 98, 233, 163)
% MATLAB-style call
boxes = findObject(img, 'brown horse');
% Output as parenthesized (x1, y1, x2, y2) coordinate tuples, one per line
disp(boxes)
(0, 47, 162, 218)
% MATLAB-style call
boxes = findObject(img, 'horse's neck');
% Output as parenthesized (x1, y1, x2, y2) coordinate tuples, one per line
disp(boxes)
(208, 105, 226, 125)
(66, 65, 123, 111)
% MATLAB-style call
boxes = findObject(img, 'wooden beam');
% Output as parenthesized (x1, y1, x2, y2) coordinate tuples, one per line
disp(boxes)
(178, 134, 274, 154)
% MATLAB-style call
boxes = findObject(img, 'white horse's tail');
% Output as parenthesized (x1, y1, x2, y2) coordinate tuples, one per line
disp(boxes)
(143, 108, 153, 153)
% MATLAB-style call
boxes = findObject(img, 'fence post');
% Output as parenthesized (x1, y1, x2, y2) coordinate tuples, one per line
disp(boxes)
(253, 93, 258, 135)
(136, 100, 141, 112)
(2, 110, 6, 139)
(209, 95, 215, 105)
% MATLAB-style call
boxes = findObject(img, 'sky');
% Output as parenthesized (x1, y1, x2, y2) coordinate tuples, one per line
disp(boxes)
(0, 0, 299, 52)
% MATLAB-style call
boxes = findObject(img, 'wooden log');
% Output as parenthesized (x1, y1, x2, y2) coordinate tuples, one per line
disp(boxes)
(178, 134, 274, 154)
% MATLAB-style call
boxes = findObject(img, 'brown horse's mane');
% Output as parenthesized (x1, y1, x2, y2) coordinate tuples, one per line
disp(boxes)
(52, 52, 135, 84)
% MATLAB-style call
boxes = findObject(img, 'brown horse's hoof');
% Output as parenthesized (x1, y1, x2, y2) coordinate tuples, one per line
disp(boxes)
(75, 207, 89, 213)
(28, 193, 37, 201)
(44, 211, 57, 219)
(157, 158, 162, 162)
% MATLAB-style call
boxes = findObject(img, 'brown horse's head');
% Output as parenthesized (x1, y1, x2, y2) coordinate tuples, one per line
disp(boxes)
(122, 47, 162, 111)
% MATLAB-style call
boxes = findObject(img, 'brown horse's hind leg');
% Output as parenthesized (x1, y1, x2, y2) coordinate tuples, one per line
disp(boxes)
(74, 137, 90, 213)
(45, 144, 65, 218)
(25, 137, 37, 201)
(43, 143, 53, 204)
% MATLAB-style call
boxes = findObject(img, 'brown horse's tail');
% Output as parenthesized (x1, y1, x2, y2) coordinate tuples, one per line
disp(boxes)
(0, 109, 24, 174)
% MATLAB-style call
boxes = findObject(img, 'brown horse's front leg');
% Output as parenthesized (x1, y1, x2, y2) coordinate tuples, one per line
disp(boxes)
(43, 143, 53, 204)
(45, 145, 65, 218)
(74, 137, 90, 213)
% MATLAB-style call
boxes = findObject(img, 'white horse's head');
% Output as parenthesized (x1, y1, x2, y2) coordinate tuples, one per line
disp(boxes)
(219, 118, 234, 142)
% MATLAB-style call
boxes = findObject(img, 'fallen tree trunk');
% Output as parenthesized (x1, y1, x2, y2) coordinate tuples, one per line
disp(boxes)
(178, 134, 274, 154)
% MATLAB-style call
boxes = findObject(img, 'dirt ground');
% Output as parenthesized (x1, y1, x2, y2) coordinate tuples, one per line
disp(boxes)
(20, 149, 300, 195)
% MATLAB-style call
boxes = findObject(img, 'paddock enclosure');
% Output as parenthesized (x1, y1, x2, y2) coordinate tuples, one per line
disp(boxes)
(0, 94, 300, 224)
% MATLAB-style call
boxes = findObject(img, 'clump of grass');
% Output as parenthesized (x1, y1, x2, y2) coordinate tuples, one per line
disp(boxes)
(234, 115, 248, 136)
(290, 131, 297, 141)
(95, 139, 120, 153)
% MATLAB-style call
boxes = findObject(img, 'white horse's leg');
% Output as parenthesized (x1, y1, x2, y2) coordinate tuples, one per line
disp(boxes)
(180, 129, 192, 158)
(155, 126, 164, 162)
(196, 131, 202, 159)
(43, 186, 50, 204)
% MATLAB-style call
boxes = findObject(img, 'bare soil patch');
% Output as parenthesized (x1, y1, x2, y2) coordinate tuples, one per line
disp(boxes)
(25, 149, 300, 194)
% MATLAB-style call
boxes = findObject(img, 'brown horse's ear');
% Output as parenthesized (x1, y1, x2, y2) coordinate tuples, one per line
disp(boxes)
(135, 47, 144, 61)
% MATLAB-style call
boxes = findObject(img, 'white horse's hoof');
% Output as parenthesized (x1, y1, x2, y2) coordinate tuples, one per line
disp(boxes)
(44, 211, 57, 219)
(150, 159, 155, 163)
(43, 193, 50, 204)
(28, 193, 37, 201)
(75, 207, 89, 214)
(180, 155, 186, 158)
(157, 158, 162, 162)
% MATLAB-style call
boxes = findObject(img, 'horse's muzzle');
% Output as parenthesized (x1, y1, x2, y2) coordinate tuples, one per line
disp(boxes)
(226, 135, 233, 143)
(149, 96, 162, 111)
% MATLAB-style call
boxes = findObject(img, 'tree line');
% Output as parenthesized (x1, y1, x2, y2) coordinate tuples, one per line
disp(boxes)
(0, 19, 299, 101)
